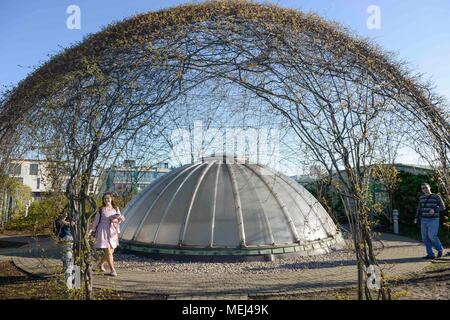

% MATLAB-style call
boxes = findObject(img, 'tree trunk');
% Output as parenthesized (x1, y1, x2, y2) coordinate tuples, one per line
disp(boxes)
(357, 257, 364, 300)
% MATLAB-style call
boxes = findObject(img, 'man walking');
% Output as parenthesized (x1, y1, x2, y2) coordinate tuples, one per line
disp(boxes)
(414, 183, 446, 259)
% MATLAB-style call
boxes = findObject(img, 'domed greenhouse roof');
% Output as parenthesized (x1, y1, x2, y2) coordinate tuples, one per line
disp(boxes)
(120, 156, 344, 260)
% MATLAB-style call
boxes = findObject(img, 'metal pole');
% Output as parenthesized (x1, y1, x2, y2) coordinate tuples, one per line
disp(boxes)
(393, 209, 399, 234)
(24, 200, 31, 218)
(5, 194, 12, 222)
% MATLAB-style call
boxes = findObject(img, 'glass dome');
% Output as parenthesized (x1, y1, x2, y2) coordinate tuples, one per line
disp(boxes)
(119, 156, 344, 260)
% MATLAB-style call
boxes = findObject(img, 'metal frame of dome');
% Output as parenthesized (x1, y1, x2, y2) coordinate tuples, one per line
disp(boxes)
(119, 156, 344, 261)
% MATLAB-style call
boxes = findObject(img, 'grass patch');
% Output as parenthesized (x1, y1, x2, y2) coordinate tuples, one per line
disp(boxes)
(0, 261, 166, 300)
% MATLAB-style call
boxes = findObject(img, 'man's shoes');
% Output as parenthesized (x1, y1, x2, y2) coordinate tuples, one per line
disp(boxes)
(437, 251, 443, 258)
(422, 255, 435, 260)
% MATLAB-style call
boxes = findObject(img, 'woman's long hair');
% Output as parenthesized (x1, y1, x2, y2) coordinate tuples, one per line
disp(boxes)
(100, 192, 118, 213)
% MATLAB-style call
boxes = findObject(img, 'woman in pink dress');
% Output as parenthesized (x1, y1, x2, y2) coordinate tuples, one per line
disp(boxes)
(91, 192, 125, 276)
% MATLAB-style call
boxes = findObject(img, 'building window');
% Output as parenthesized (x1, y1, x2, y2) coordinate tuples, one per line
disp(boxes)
(14, 177, 24, 184)
(10, 164, 21, 175)
(36, 178, 40, 190)
(29, 163, 39, 175)
(32, 192, 41, 199)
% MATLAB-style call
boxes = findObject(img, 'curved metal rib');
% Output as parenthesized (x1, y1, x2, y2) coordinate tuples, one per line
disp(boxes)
(179, 160, 216, 245)
(121, 167, 183, 232)
(226, 162, 246, 247)
(244, 163, 300, 243)
(262, 165, 337, 236)
(152, 162, 207, 244)
(236, 164, 275, 245)
(131, 163, 203, 241)
(210, 162, 221, 247)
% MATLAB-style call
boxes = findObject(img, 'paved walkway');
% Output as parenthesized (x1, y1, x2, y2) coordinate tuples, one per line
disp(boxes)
(0, 233, 445, 299)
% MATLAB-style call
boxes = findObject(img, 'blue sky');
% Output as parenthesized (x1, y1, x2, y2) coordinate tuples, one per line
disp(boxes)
(1, 0, 449, 100)
(0, 0, 449, 167)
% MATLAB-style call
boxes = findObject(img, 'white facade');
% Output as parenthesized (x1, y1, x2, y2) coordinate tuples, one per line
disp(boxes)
(9, 159, 98, 198)
(9, 160, 49, 198)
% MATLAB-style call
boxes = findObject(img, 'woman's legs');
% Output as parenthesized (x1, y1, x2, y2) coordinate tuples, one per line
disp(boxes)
(106, 247, 116, 274)
(98, 249, 108, 271)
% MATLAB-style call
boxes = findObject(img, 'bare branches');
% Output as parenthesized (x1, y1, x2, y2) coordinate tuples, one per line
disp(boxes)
(0, 0, 448, 300)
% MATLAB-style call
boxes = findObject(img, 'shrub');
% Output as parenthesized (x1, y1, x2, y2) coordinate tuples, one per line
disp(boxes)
(392, 171, 442, 225)
(5, 193, 68, 233)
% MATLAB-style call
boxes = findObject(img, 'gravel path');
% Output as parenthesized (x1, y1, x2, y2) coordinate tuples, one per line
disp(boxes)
(113, 239, 385, 275)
